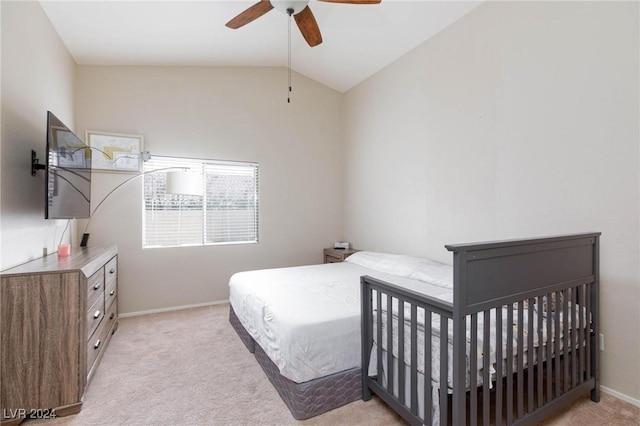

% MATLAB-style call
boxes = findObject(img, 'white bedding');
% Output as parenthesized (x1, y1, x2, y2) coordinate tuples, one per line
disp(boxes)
(228, 252, 453, 384)
(372, 295, 587, 388)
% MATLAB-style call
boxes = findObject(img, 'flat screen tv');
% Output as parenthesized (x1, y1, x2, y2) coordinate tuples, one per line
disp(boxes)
(45, 111, 91, 219)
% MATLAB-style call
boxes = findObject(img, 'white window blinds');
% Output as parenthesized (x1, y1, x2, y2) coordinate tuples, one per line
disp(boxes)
(143, 156, 258, 248)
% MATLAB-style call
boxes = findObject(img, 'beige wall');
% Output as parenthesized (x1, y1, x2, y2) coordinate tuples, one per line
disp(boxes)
(0, 1, 77, 269)
(343, 1, 639, 401)
(75, 66, 343, 315)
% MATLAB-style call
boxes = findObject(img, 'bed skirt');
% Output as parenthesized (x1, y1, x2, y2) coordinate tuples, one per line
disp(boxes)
(229, 306, 362, 419)
(229, 305, 255, 353)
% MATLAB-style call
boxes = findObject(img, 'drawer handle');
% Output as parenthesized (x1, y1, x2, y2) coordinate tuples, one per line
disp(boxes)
(109, 268, 115, 274)
(109, 290, 115, 296)
(94, 339, 101, 350)
(93, 283, 102, 290)
(109, 312, 116, 320)
(93, 310, 101, 319)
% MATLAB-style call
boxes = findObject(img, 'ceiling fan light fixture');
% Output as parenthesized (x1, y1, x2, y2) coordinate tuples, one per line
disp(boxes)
(271, 0, 310, 15)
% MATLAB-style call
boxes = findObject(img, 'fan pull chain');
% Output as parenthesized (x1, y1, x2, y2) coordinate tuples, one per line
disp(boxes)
(287, 8, 293, 103)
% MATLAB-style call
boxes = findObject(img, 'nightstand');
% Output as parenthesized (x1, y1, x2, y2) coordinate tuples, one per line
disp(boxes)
(324, 248, 359, 263)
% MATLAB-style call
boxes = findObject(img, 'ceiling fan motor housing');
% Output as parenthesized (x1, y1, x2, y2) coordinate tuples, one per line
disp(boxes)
(271, 0, 310, 15)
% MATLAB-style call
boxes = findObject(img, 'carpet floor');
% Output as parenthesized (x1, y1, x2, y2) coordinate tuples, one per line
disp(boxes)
(30, 304, 639, 425)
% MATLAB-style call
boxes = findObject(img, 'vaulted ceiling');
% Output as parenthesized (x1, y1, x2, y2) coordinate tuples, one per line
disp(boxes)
(40, 1, 481, 92)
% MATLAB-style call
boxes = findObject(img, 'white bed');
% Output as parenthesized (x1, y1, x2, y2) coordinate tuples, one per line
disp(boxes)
(228, 252, 454, 384)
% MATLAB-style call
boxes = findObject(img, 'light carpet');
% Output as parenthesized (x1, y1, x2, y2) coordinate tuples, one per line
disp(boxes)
(31, 305, 638, 425)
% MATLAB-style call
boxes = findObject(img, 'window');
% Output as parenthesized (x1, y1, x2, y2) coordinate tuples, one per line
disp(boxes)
(143, 156, 258, 248)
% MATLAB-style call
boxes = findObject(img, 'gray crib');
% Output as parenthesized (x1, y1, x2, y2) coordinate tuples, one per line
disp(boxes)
(361, 233, 600, 425)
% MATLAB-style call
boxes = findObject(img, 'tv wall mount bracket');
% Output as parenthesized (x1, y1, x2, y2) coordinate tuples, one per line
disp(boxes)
(31, 150, 46, 176)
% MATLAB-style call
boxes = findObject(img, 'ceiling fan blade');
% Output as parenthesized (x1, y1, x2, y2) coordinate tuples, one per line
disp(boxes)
(294, 6, 323, 47)
(226, 0, 274, 29)
(317, 0, 382, 4)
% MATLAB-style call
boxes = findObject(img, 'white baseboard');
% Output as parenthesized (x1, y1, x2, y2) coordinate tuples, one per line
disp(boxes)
(119, 299, 229, 318)
(601, 385, 640, 408)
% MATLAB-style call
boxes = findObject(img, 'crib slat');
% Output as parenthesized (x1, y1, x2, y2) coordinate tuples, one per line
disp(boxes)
(376, 290, 383, 392)
(537, 296, 544, 408)
(362, 283, 373, 401)
(585, 283, 591, 385)
(483, 310, 491, 426)
(506, 306, 514, 425)
(579, 285, 586, 384)
(398, 299, 405, 406)
(440, 317, 448, 426)
(569, 287, 580, 388)
(546, 293, 553, 403)
(517, 301, 524, 419)
(563, 289, 570, 392)
(424, 310, 432, 426)
(411, 304, 418, 416)
(590, 276, 600, 402)
(495, 308, 503, 425)
(387, 295, 394, 395)
(527, 298, 534, 413)
(470, 313, 478, 424)
(554, 290, 561, 396)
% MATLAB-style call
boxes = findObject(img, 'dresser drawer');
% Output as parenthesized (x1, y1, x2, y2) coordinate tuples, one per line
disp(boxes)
(324, 253, 342, 263)
(86, 295, 104, 340)
(105, 278, 117, 311)
(87, 269, 104, 307)
(105, 256, 117, 287)
(104, 299, 118, 334)
(87, 299, 118, 377)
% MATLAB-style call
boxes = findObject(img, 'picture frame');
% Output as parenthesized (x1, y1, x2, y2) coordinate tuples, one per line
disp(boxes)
(51, 125, 90, 168)
(86, 130, 144, 172)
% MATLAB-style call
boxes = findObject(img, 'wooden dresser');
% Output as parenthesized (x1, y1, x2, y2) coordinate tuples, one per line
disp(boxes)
(0, 246, 118, 425)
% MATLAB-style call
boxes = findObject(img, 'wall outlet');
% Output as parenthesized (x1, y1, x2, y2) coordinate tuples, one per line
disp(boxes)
(599, 333, 605, 352)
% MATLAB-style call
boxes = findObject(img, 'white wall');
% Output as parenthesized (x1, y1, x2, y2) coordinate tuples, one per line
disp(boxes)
(343, 1, 639, 401)
(0, 1, 77, 270)
(75, 66, 343, 314)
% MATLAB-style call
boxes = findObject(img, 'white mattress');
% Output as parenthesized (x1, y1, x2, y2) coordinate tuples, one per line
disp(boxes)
(229, 255, 453, 384)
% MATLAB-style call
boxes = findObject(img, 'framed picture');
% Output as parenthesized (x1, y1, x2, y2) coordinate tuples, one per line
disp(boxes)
(86, 131, 144, 172)
(51, 125, 90, 168)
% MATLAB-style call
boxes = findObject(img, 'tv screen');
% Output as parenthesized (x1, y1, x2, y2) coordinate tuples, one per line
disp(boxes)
(45, 111, 91, 219)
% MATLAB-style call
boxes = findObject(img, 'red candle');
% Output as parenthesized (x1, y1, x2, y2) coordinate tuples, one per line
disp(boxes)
(58, 243, 71, 257)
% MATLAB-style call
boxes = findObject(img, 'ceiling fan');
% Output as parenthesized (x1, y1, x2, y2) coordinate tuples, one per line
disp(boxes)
(225, 0, 382, 47)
